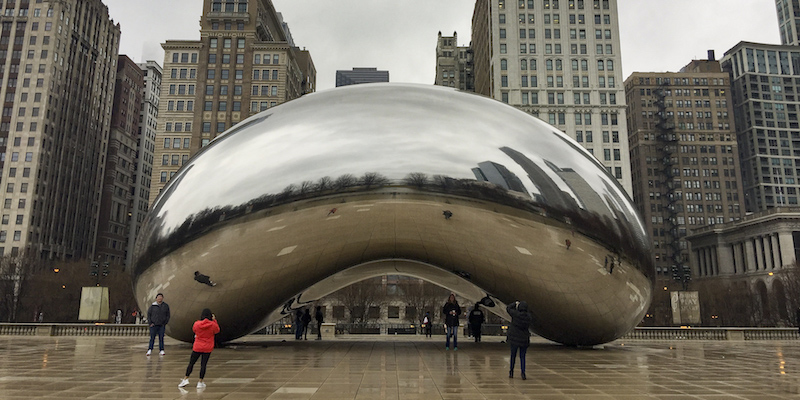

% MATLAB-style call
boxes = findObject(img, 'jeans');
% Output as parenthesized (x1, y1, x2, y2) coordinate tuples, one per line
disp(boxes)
(510, 344, 528, 373)
(185, 351, 211, 379)
(148, 325, 165, 351)
(445, 325, 458, 348)
(295, 323, 303, 339)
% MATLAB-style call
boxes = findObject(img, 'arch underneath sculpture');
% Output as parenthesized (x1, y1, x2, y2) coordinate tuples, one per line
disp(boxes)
(270, 259, 507, 324)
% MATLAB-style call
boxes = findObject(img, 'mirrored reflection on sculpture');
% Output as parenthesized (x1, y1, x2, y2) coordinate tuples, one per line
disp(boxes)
(132, 83, 654, 346)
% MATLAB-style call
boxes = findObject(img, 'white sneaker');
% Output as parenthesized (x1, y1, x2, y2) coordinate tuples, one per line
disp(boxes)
(145, 350, 152, 356)
(159, 350, 165, 356)
(178, 379, 189, 388)
(196, 382, 206, 389)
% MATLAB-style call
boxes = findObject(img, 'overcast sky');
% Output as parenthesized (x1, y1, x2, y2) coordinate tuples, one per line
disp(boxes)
(106, 0, 780, 90)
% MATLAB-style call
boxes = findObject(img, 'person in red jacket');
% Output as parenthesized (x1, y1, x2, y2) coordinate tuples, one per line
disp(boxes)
(178, 309, 220, 389)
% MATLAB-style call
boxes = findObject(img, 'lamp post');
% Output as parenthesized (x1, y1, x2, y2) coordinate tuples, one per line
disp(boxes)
(89, 261, 109, 286)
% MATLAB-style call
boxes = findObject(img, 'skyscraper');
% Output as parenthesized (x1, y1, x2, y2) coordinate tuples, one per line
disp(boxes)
(0, 0, 120, 259)
(722, 42, 800, 212)
(625, 57, 744, 286)
(128, 60, 162, 267)
(150, 0, 315, 202)
(435, 32, 473, 91)
(471, 0, 631, 193)
(335, 68, 389, 87)
(95, 56, 144, 266)
(776, 0, 800, 45)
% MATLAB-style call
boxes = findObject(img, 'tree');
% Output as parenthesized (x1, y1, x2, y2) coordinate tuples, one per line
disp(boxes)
(330, 278, 387, 323)
(397, 279, 449, 324)
(0, 251, 41, 322)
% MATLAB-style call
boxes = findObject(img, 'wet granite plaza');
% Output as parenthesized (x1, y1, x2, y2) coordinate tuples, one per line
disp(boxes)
(0, 335, 798, 399)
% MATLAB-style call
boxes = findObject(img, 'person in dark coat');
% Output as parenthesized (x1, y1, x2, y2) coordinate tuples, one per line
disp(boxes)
(146, 293, 170, 356)
(442, 293, 461, 350)
(294, 309, 303, 340)
(422, 311, 432, 337)
(469, 304, 485, 343)
(194, 271, 216, 287)
(796, 307, 800, 334)
(314, 306, 324, 340)
(507, 301, 533, 380)
(301, 309, 312, 340)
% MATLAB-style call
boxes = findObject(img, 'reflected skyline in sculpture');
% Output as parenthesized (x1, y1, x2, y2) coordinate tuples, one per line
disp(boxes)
(133, 83, 654, 346)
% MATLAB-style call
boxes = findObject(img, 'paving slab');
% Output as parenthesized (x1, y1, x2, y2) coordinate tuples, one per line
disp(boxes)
(0, 335, 799, 399)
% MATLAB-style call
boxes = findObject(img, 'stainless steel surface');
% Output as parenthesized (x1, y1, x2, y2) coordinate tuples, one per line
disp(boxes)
(132, 83, 654, 346)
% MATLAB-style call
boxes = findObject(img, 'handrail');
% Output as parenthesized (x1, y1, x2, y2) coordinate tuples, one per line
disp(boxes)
(1, 323, 798, 340)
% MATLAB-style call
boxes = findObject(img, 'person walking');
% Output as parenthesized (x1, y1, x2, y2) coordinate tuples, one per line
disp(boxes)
(507, 301, 533, 380)
(178, 309, 220, 389)
(469, 303, 485, 343)
(442, 293, 461, 350)
(301, 309, 312, 340)
(422, 311, 432, 338)
(294, 309, 303, 340)
(146, 293, 170, 356)
(314, 306, 324, 340)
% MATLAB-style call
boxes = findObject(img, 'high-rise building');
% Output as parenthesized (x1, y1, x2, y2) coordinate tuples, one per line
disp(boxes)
(150, 0, 315, 202)
(96, 56, 144, 266)
(776, 0, 800, 46)
(0, 0, 120, 259)
(625, 58, 744, 286)
(128, 60, 161, 267)
(471, 0, 631, 193)
(335, 68, 389, 87)
(435, 32, 473, 91)
(721, 42, 800, 212)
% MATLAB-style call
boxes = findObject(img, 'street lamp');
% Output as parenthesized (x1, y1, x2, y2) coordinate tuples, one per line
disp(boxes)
(89, 261, 110, 286)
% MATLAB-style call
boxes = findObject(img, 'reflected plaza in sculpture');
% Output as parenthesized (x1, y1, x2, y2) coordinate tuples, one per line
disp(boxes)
(132, 84, 654, 346)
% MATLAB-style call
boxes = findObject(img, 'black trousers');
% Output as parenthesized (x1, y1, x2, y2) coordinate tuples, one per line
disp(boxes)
(185, 351, 211, 379)
(471, 323, 482, 341)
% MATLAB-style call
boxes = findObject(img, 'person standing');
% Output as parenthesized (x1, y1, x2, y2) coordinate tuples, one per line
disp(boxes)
(507, 301, 533, 380)
(314, 306, 324, 340)
(146, 293, 170, 356)
(796, 307, 800, 334)
(469, 303, 485, 343)
(422, 311, 432, 338)
(442, 293, 461, 350)
(301, 309, 312, 340)
(178, 309, 220, 389)
(294, 309, 303, 340)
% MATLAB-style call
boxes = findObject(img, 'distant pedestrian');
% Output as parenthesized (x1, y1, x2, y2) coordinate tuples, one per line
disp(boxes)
(442, 293, 461, 350)
(146, 293, 170, 356)
(469, 304, 485, 343)
(507, 301, 533, 380)
(194, 271, 217, 287)
(422, 312, 432, 337)
(178, 308, 220, 389)
(796, 307, 800, 334)
(294, 309, 303, 340)
(301, 309, 312, 340)
(315, 306, 324, 340)
(443, 210, 453, 220)
(565, 239, 571, 249)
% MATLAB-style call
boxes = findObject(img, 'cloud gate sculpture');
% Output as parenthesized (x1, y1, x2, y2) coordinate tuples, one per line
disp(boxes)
(132, 83, 653, 346)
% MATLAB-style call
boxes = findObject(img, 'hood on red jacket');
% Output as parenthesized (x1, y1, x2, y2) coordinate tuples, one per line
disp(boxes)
(194, 318, 220, 335)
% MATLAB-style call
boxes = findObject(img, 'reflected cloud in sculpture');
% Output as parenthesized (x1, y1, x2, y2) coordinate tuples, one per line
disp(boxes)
(132, 83, 654, 346)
